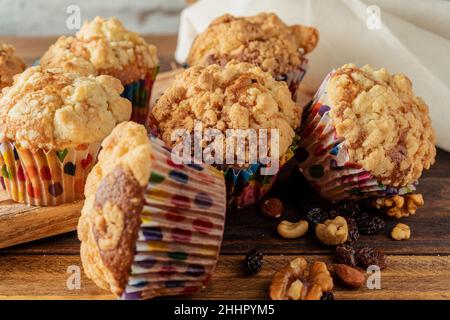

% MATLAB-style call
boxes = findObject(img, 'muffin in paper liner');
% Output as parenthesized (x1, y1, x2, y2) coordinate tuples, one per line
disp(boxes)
(121, 66, 160, 125)
(297, 73, 416, 201)
(78, 122, 226, 300)
(0, 142, 100, 206)
(221, 133, 301, 208)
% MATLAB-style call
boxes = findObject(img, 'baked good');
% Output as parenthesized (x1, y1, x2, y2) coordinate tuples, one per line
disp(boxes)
(78, 121, 226, 299)
(187, 13, 319, 99)
(0, 44, 25, 90)
(151, 62, 302, 207)
(297, 64, 436, 201)
(40, 16, 159, 124)
(0, 66, 131, 205)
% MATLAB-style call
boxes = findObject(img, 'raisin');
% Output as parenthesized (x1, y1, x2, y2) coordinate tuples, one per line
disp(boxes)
(245, 249, 264, 275)
(307, 208, 331, 226)
(320, 291, 335, 300)
(356, 247, 387, 269)
(345, 217, 360, 243)
(335, 201, 361, 217)
(334, 244, 357, 268)
(356, 213, 386, 234)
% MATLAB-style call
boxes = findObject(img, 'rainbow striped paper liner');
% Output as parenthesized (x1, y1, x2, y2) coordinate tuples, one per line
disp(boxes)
(297, 72, 416, 201)
(219, 133, 301, 209)
(0, 142, 101, 206)
(121, 137, 226, 300)
(121, 66, 160, 126)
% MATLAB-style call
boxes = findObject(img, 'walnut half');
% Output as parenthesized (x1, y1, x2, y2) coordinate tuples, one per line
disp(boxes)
(269, 257, 333, 300)
(373, 193, 424, 219)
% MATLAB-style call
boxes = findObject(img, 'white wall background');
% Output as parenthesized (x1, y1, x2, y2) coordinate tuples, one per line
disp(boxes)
(0, 0, 187, 35)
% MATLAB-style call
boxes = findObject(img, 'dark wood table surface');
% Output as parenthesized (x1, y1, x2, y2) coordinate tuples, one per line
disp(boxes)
(0, 35, 448, 300)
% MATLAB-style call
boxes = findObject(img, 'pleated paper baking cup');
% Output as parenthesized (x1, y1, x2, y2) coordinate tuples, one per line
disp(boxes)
(121, 137, 226, 300)
(0, 142, 101, 206)
(121, 66, 159, 125)
(297, 73, 415, 201)
(281, 59, 308, 101)
(220, 134, 300, 208)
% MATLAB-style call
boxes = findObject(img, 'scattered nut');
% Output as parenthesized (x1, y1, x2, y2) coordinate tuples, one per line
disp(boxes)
(286, 279, 303, 300)
(260, 198, 283, 218)
(277, 220, 309, 239)
(315, 216, 348, 246)
(391, 223, 411, 240)
(333, 264, 365, 288)
(373, 194, 424, 219)
(269, 257, 333, 300)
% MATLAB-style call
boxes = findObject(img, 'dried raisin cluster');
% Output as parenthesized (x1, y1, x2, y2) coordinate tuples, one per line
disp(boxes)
(356, 213, 386, 235)
(245, 249, 264, 275)
(344, 217, 360, 243)
(334, 244, 387, 270)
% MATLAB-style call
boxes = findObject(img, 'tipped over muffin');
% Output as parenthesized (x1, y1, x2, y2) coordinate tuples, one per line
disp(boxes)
(0, 66, 131, 205)
(187, 13, 319, 99)
(41, 16, 159, 124)
(297, 64, 436, 201)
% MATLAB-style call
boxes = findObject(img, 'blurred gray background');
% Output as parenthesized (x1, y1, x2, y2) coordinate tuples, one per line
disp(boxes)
(0, 0, 188, 35)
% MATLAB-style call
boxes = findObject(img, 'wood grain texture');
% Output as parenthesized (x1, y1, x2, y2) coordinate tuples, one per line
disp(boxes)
(0, 254, 448, 300)
(0, 35, 448, 300)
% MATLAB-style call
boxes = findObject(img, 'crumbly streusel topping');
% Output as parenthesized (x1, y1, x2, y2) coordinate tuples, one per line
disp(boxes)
(0, 44, 26, 90)
(327, 64, 436, 186)
(79, 122, 151, 295)
(152, 62, 302, 161)
(187, 13, 319, 76)
(0, 66, 131, 150)
(40, 17, 158, 84)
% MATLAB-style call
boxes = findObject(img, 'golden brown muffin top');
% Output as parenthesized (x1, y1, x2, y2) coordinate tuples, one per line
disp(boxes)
(40, 17, 159, 84)
(152, 62, 302, 160)
(0, 66, 131, 150)
(78, 122, 152, 295)
(327, 64, 436, 187)
(0, 44, 26, 90)
(187, 13, 319, 76)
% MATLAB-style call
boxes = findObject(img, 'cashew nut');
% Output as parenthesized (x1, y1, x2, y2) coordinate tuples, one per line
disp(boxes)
(277, 220, 309, 239)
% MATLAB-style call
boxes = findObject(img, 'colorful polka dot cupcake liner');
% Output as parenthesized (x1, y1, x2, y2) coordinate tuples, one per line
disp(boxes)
(121, 65, 159, 126)
(220, 133, 301, 208)
(297, 72, 415, 201)
(0, 142, 101, 206)
(121, 137, 226, 300)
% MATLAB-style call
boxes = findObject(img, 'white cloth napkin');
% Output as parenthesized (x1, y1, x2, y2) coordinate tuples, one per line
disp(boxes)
(175, 0, 450, 152)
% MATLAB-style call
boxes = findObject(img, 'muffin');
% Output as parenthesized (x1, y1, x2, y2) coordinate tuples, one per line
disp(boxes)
(40, 16, 159, 125)
(78, 122, 226, 299)
(151, 62, 302, 208)
(0, 66, 131, 205)
(297, 64, 436, 201)
(187, 13, 319, 99)
(0, 44, 26, 90)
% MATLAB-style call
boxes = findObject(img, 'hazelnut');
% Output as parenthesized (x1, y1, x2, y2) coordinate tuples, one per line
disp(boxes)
(391, 223, 411, 240)
(260, 198, 283, 218)
(315, 216, 348, 246)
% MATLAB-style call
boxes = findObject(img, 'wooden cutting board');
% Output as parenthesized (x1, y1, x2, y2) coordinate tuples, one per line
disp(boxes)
(0, 68, 315, 250)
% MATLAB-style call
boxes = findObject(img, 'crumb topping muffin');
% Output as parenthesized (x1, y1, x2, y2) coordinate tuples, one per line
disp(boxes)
(187, 13, 319, 76)
(152, 62, 302, 159)
(0, 44, 26, 90)
(0, 66, 132, 150)
(40, 17, 159, 84)
(326, 64, 436, 186)
(79, 122, 151, 294)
